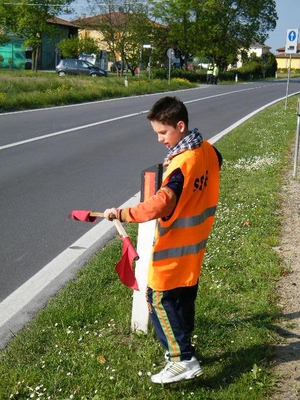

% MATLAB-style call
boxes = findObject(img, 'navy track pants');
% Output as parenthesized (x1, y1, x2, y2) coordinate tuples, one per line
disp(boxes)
(146, 282, 198, 362)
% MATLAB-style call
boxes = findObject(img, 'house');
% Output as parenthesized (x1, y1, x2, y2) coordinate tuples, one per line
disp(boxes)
(0, 33, 33, 69)
(275, 43, 300, 70)
(235, 42, 271, 68)
(73, 12, 135, 71)
(0, 18, 79, 70)
(72, 13, 114, 70)
(73, 12, 167, 72)
(45, 18, 79, 70)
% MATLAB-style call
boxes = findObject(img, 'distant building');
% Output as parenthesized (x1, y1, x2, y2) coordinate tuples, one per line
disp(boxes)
(73, 12, 167, 72)
(72, 13, 114, 70)
(275, 44, 300, 70)
(235, 42, 271, 68)
(0, 18, 79, 70)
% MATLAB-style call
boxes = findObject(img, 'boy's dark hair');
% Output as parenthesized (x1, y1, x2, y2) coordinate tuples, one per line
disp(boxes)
(147, 96, 189, 128)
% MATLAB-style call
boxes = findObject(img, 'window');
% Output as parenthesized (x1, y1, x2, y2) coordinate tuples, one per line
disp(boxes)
(65, 59, 76, 67)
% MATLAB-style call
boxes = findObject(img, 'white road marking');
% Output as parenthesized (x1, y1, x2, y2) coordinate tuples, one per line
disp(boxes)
(0, 83, 284, 152)
(208, 93, 294, 144)
(0, 111, 148, 151)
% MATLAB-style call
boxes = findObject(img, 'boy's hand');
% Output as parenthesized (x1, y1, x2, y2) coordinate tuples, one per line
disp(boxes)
(104, 208, 118, 220)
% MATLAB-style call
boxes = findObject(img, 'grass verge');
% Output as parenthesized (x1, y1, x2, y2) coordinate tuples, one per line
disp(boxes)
(0, 96, 298, 399)
(0, 70, 196, 113)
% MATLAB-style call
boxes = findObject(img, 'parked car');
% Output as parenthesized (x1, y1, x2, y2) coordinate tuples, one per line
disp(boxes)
(56, 59, 107, 77)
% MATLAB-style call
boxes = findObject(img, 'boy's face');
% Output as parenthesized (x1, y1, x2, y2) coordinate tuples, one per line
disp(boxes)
(150, 120, 187, 149)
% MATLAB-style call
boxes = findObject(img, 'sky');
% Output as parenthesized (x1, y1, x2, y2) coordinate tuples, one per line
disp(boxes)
(265, 0, 300, 51)
(63, 0, 300, 53)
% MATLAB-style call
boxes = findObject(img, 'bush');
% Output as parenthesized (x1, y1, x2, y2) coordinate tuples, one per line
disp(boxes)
(152, 67, 239, 84)
(278, 68, 300, 75)
(237, 61, 262, 80)
(236, 53, 277, 81)
(218, 70, 236, 82)
(152, 67, 209, 83)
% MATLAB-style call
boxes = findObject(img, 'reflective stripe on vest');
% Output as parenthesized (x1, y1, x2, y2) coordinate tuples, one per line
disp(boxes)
(153, 238, 208, 261)
(157, 205, 217, 237)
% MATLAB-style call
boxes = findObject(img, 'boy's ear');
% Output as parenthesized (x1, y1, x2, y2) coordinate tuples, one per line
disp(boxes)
(177, 120, 186, 132)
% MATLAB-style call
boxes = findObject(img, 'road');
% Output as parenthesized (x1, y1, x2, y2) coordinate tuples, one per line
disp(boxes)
(1, 80, 300, 347)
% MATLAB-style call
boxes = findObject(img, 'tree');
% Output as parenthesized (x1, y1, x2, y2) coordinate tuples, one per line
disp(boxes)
(83, 0, 152, 75)
(241, 51, 277, 78)
(150, 0, 277, 69)
(0, 2, 11, 45)
(150, 0, 199, 69)
(0, 0, 74, 70)
(198, 0, 277, 68)
(58, 36, 99, 58)
(0, 31, 9, 46)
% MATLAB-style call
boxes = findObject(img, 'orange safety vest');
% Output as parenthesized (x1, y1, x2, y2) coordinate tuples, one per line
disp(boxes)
(148, 140, 220, 291)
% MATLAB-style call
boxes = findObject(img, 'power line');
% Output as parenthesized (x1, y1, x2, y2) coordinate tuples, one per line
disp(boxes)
(4, 2, 72, 5)
(4, 1, 148, 4)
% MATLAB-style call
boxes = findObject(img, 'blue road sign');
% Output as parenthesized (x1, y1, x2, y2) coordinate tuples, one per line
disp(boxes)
(286, 29, 299, 54)
(288, 30, 297, 42)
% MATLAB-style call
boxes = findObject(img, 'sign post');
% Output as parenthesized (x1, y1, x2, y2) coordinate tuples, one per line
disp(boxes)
(285, 29, 299, 110)
(293, 99, 300, 177)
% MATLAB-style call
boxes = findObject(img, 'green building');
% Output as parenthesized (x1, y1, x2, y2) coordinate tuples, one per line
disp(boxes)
(0, 18, 79, 70)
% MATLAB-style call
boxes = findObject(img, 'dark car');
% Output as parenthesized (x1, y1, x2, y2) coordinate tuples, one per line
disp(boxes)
(56, 59, 107, 77)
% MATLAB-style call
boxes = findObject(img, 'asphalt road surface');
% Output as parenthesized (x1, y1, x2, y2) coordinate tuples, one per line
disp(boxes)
(1, 80, 300, 347)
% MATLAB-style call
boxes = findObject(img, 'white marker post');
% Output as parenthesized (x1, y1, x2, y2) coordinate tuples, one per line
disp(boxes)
(143, 44, 152, 81)
(131, 164, 163, 334)
(167, 48, 174, 85)
(285, 29, 299, 110)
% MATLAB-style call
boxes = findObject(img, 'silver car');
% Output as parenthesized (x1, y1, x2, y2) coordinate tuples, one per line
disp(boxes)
(56, 59, 107, 77)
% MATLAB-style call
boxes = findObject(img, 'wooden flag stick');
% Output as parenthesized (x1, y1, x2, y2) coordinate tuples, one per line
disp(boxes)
(89, 212, 104, 217)
(89, 211, 128, 238)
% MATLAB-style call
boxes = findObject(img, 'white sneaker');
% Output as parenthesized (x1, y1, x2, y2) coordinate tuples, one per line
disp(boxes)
(151, 357, 203, 384)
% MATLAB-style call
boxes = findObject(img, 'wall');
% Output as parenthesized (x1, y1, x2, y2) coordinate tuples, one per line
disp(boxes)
(0, 39, 32, 69)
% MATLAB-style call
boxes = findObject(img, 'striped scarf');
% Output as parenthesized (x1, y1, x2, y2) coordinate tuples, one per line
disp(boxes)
(164, 128, 203, 165)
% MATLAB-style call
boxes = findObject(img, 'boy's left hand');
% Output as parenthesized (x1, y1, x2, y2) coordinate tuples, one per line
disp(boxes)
(103, 208, 118, 220)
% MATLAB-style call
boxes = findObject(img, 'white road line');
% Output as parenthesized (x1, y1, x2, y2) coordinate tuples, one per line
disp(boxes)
(0, 83, 284, 151)
(209, 93, 298, 144)
(0, 111, 148, 151)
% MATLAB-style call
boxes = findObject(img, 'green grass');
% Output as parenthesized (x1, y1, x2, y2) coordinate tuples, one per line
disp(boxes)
(0, 70, 196, 112)
(0, 94, 299, 399)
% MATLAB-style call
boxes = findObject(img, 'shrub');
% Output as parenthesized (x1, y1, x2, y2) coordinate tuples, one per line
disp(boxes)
(151, 67, 208, 84)
(237, 61, 262, 80)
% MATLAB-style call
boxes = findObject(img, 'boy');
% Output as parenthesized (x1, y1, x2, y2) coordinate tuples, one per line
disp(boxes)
(104, 96, 222, 384)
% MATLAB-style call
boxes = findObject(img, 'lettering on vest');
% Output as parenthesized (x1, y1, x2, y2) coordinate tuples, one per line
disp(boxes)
(193, 170, 209, 192)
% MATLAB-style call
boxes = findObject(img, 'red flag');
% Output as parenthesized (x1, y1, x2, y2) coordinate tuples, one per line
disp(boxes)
(68, 210, 97, 223)
(115, 237, 139, 291)
(68, 209, 139, 290)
